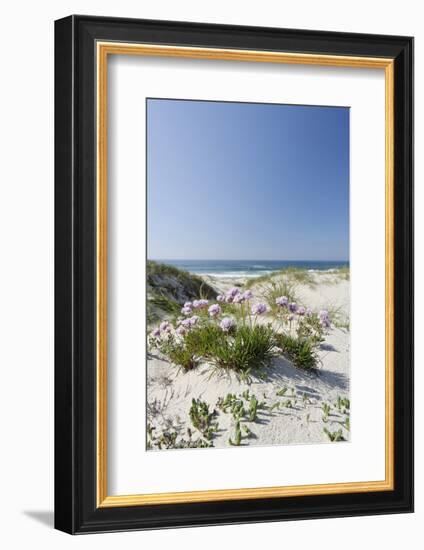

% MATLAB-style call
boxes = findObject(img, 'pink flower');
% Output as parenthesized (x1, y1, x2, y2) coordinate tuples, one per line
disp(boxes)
(289, 302, 298, 313)
(242, 290, 253, 301)
(193, 299, 209, 309)
(319, 310, 331, 328)
(275, 296, 288, 308)
(227, 287, 240, 298)
(220, 317, 236, 332)
(251, 303, 268, 315)
(189, 315, 199, 326)
(208, 304, 221, 317)
(159, 321, 171, 333)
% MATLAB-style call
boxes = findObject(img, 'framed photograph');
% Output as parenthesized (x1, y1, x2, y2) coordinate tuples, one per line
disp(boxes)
(54, 15, 413, 534)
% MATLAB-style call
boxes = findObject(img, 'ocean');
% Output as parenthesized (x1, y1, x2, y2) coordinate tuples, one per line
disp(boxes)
(155, 259, 349, 279)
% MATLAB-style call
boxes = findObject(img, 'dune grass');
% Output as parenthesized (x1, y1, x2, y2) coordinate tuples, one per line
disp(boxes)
(156, 322, 275, 376)
(278, 267, 316, 286)
(335, 266, 350, 281)
(324, 303, 350, 330)
(244, 267, 316, 291)
(274, 332, 319, 370)
(260, 279, 298, 316)
(147, 260, 217, 323)
(147, 260, 216, 299)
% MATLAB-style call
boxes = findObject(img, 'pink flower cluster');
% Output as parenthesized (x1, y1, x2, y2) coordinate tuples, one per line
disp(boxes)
(208, 304, 221, 317)
(150, 320, 172, 338)
(219, 316, 236, 332)
(217, 287, 254, 304)
(181, 299, 209, 315)
(275, 296, 331, 328)
(318, 309, 331, 328)
(175, 315, 200, 336)
(251, 303, 268, 315)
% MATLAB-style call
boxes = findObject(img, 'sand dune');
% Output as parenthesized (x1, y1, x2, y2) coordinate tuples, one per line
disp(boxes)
(147, 270, 350, 450)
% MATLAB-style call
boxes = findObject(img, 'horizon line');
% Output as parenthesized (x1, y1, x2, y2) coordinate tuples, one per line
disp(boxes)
(149, 258, 350, 263)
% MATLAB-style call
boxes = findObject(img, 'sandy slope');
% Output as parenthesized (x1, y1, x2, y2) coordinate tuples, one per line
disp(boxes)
(147, 271, 350, 450)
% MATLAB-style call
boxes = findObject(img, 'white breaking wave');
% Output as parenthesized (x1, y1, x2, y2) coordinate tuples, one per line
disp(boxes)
(194, 270, 274, 279)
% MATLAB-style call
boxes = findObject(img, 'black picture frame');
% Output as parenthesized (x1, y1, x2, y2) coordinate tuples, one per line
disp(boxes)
(55, 15, 414, 534)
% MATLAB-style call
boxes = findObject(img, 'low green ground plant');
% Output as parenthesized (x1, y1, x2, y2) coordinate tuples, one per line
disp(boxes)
(323, 427, 346, 442)
(189, 398, 218, 440)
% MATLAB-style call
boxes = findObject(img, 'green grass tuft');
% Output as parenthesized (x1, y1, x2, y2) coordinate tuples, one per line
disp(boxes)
(147, 260, 217, 323)
(274, 332, 318, 370)
(260, 280, 298, 315)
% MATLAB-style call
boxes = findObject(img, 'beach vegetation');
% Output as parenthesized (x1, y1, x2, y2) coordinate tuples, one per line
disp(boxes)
(229, 420, 242, 446)
(323, 303, 350, 331)
(209, 324, 275, 375)
(323, 427, 346, 442)
(147, 425, 213, 449)
(279, 267, 316, 286)
(189, 398, 219, 440)
(335, 266, 350, 281)
(274, 332, 319, 370)
(321, 402, 331, 422)
(149, 282, 333, 376)
(335, 395, 350, 413)
(147, 260, 217, 323)
(261, 280, 298, 316)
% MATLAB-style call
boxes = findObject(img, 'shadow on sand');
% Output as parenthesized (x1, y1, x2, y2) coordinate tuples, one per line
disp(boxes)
(262, 356, 348, 393)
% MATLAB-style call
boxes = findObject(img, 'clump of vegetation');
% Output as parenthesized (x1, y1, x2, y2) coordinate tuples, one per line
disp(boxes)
(279, 267, 316, 286)
(261, 280, 298, 316)
(217, 393, 246, 419)
(335, 395, 350, 413)
(147, 261, 216, 299)
(322, 402, 331, 422)
(296, 315, 326, 344)
(248, 395, 259, 421)
(323, 427, 346, 442)
(335, 266, 350, 281)
(147, 424, 213, 450)
(217, 391, 265, 421)
(155, 322, 275, 377)
(209, 324, 275, 375)
(324, 304, 350, 331)
(229, 420, 243, 446)
(216, 390, 266, 446)
(147, 261, 217, 323)
(162, 341, 198, 371)
(189, 398, 219, 440)
(244, 267, 316, 290)
(148, 294, 182, 322)
(149, 283, 333, 377)
(275, 333, 319, 370)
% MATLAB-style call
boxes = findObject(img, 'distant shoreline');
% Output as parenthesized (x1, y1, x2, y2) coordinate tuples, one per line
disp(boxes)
(148, 259, 349, 279)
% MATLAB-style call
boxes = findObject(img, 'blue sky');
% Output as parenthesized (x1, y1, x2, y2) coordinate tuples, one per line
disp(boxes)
(147, 99, 349, 261)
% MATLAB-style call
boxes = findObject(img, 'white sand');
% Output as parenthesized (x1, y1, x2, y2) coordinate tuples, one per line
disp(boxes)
(147, 271, 350, 449)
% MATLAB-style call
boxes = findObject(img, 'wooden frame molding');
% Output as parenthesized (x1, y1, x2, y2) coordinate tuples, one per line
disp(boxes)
(96, 41, 395, 508)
